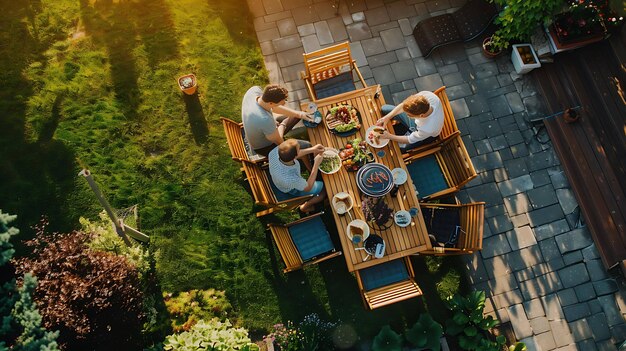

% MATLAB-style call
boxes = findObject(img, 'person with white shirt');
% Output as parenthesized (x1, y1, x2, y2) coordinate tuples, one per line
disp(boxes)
(375, 91, 445, 152)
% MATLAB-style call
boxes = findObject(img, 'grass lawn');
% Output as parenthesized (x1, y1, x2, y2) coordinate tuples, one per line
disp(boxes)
(0, 0, 468, 342)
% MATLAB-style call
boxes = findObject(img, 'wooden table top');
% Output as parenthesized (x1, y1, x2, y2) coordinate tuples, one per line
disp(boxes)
(301, 85, 431, 272)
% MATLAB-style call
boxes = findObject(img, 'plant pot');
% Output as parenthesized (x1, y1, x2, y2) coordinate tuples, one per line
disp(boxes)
(511, 44, 541, 74)
(177, 74, 197, 95)
(482, 37, 502, 58)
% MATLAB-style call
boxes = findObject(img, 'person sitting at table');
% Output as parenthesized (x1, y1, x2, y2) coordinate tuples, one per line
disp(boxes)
(242, 84, 312, 157)
(268, 139, 327, 213)
(375, 91, 444, 152)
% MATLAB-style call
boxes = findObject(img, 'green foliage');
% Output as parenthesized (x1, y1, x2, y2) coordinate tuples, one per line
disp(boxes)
(164, 289, 233, 332)
(491, 0, 564, 49)
(267, 314, 336, 351)
(162, 319, 258, 351)
(445, 291, 506, 351)
(0, 211, 18, 267)
(510, 342, 527, 351)
(371, 325, 403, 351)
(436, 269, 461, 301)
(405, 313, 443, 351)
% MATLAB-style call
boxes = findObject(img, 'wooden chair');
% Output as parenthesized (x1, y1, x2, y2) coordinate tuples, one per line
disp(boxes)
(268, 213, 342, 273)
(355, 257, 423, 310)
(220, 117, 267, 164)
(404, 133, 477, 200)
(419, 202, 485, 255)
(241, 160, 312, 217)
(402, 86, 460, 160)
(301, 42, 367, 101)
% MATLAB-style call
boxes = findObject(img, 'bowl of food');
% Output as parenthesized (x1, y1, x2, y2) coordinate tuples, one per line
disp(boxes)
(366, 125, 390, 148)
(325, 105, 361, 136)
(319, 148, 342, 174)
(338, 138, 374, 172)
(332, 192, 353, 214)
(346, 219, 370, 246)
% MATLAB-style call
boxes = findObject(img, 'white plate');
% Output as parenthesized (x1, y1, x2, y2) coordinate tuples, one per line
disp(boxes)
(365, 125, 390, 148)
(319, 148, 341, 174)
(394, 210, 411, 227)
(346, 219, 370, 245)
(391, 168, 408, 185)
(332, 192, 353, 214)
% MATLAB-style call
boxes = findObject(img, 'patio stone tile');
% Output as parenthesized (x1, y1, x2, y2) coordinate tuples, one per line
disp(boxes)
(352, 11, 366, 22)
(489, 135, 508, 151)
(588, 299, 603, 314)
(414, 73, 443, 91)
(556, 188, 577, 215)
(506, 91, 525, 113)
(380, 27, 405, 51)
(539, 238, 562, 262)
(391, 90, 414, 104)
(314, 21, 333, 45)
(575, 282, 596, 302)
(426, 0, 451, 13)
(447, 83, 473, 100)
(531, 316, 551, 334)
(549, 169, 569, 189)
(527, 184, 558, 210)
(536, 331, 557, 351)
(610, 324, 626, 344)
(405, 35, 422, 58)
(347, 0, 367, 12)
(475, 140, 492, 155)
(484, 255, 512, 279)
(593, 280, 618, 298)
(282, 0, 312, 10)
(576, 339, 597, 350)
(389, 82, 403, 93)
(492, 289, 524, 309)
(555, 228, 593, 254)
(272, 34, 303, 52)
(450, 98, 470, 119)
(364, 6, 390, 26)
(260, 41, 275, 55)
(488, 272, 517, 294)
(292, 5, 320, 25)
(588, 313, 612, 340)
(530, 169, 551, 187)
(486, 214, 514, 235)
(413, 57, 438, 76)
(541, 293, 565, 320)
(257, 27, 280, 43)
(503, 192, 531, 216)
(436, 44, 468, 65)
(474, 61, 499, 78)
(346, 22, 372, 41)
(365, 0, 384, 9)
(481, 119, 503, 138)
(507, 226, 537, 250)
(387, 1, 418, 20)
(481, 233, 512, 258)
(535, 219, 570, 241)
(497, 73, 514, 87)
(280, 63, 305, 82)
(438, 64, 459, 77)
(463, 253, 489, 284)
(442, 72, 464, 86)
(498, 175, 533, 197)
(488, 95, 513, 118)
(395, 48, 411, 60)
(391, 60, 418, 81)
(248, 0, 266, 17)
(277, 18, 298, 36)
(507, 304, 534, 339)
(301, 34, 321, 53)
(464, 94, 490, 115)
(327, 17, 349, 42)
(371, 65, 397, 85)
(564, 303, 591, 322)
(550, 320, 576, 347)
(468, 52, 493, 66)
(402, 79, 415, 90)
(485, 203, 506, 218)
(597, 295, 623, 326)
(484, 84, 517, 99)
(524, 298, 546, 319)
(558, 288, 579, 307)
(528, 204, 565, 228)
(587, 259, 609, 281)
(254, 17, 277, 32)
(524, 95, 548, 120)
(398, 18, 413, 35)
(515, 267, 535, 282)
(473, 76, 499, 93)
(504, 130, 523, 145)
(370, 22, 400, 37)
(314, 1, 338, 20)
(559, 263, 590, 289)
(298, 23, 316, 36)
(262, 0, 283, 14)
(510, 212, 529, 226)
(472, 152, 504, 173)
(276, 46, 306, 67)
(570, 318, 593, 341)
(368, 51, 397, 67)
(503, 158, 529, 178)
(349, 42, 368, 67)
(264, 54, 283, 83)
(582, 244, 601, 262)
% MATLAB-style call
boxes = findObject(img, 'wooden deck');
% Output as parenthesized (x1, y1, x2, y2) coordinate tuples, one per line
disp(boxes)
(532, 33, 626, 271)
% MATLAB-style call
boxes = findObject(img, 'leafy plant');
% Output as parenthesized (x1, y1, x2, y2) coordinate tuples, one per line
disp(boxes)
(16, 224, 145, 350)
(445, 291, 506, 351)
(510, 342, 527, 351)
(371, 325, 403, 351)
(298, 313, 337, 351)
(491, 0, 564, 49)
(406, 313, 443, 351)
(164, 289, 233, 332)
(162, 319, 258, 351)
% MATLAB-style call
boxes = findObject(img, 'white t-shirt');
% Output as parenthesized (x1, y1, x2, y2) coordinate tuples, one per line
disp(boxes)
(407, 91, 445, 144)
(268, 148, 308, 193)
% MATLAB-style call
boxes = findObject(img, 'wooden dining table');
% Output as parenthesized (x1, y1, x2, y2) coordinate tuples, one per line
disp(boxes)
(301, 85, 432, 272)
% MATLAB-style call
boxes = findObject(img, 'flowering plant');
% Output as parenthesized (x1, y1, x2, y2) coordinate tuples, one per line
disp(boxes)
(553, 0, 624, 41)
(265, 314, 337, 351)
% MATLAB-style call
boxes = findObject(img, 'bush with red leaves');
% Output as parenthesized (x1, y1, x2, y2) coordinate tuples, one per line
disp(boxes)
(16, 227, 145, 350)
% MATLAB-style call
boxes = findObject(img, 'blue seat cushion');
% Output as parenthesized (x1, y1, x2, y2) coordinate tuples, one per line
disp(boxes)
(422, 207, 461, 247)
(289, 217, 334, 261)
(407, 155, 448, 199)
(313, 72, 356, 99)
(360, 259, 410, 291)
(266, 170, 297, 202)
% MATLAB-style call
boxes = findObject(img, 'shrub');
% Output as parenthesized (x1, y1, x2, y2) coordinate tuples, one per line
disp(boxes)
(371, 325, 403, 351)
(16, 224, 145, 350)
(164, 289, 233, 332)
(162, 319, 258, 351)
(491, 0, 564, 49)
(406, 313, 443, 351)
(266, 313, 336, 351)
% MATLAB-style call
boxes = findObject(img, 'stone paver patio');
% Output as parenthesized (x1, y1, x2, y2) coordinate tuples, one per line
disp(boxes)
(246, 0, 626, 349)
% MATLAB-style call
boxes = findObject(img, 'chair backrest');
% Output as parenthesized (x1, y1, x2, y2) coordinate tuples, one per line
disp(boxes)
(301, 42, 367, 101)
(355, 257, 423, 310)
(433, 86, 459, 142)
(419, 202, 485, 255)
(241, 160, 313, 217)
(268, 213, 341, 273)
(438, 133, 477, 190)
(220, 117, 266, 163)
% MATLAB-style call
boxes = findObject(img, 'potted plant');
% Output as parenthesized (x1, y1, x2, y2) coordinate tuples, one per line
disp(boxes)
(510, 44, 541, 74)
(482, 34, 506, 57)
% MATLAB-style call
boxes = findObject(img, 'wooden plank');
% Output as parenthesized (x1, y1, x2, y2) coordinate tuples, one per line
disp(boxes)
(302, 86, 431, 272)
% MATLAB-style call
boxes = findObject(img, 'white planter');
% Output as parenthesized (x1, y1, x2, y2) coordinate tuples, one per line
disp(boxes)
(511, 44, 541, 74)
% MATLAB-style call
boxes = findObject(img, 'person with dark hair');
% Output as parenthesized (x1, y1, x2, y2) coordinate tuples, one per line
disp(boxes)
(268, 139, 327, 213)
(242, 84, 312, 156)
(375, 91, 444, 152)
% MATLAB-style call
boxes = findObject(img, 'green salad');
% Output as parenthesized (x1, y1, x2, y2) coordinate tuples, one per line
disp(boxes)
(335, 121, 356, 132)
(320, 153, 341, 173)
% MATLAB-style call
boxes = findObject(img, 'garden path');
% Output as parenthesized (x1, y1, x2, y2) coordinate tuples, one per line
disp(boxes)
(246, 0, 626, 349)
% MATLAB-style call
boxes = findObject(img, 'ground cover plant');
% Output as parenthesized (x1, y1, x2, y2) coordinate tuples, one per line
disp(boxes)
(0, 0, 469, 346)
